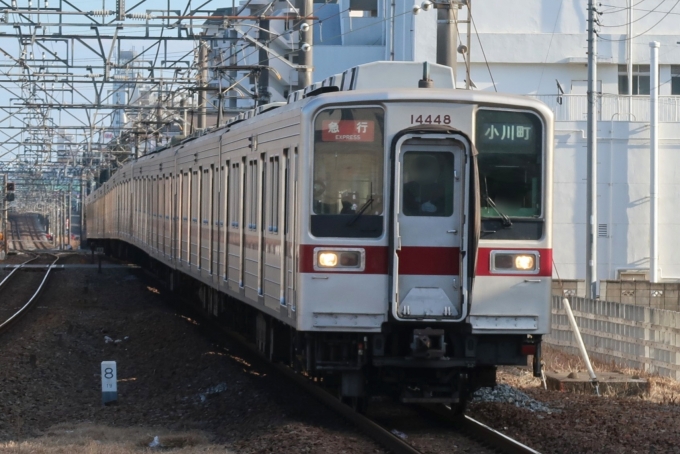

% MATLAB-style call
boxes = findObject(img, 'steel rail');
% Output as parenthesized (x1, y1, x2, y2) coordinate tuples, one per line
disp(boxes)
(0, 253, 60, 334)
(267, 356, 422, 454)
(140, 267, 540, 454)
(192, 316, 423, 454)
(0, 255, 38, 289)
(423, 404, 541, 454)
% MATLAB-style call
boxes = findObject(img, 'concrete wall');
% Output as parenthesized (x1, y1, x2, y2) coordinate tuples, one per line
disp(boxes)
(549, 120, 680, 281)
(547, 296, 680, 380)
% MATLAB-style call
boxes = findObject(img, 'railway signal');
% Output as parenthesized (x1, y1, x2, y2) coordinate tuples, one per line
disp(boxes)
(5, 182, 14, 202)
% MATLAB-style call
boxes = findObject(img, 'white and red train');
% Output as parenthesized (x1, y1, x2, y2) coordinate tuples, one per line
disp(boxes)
(86, 61, 553, 411)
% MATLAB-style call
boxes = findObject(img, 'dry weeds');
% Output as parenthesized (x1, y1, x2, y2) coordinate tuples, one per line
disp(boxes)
(0, 423, 232, 453)
(497, 344, 680, 404)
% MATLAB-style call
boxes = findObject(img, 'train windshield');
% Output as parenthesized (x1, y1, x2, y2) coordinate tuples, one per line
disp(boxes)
(475, 109, 543, 220)
(311, 107, 385, 238)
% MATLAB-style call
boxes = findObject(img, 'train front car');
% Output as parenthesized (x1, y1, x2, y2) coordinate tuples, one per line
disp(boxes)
(297, 62, 553, 411)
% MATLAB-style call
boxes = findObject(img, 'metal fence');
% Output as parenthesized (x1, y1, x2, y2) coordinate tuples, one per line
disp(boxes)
(546, 296, 680, 380)
(531, 94, 680, 123)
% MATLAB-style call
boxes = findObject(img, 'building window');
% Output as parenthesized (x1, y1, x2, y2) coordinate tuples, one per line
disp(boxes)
(618, 65, 650, 95)
(672, 66, 680, 95)
(349, 0, 378, 17)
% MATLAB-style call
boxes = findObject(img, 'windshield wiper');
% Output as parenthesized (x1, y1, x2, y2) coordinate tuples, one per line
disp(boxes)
(346, 198, 374, 227)
(483, 177, 512, 227)
(484, 195, 513, 227)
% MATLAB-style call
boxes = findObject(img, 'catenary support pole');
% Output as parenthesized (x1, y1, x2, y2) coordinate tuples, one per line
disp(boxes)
(586, 0, 598, 298)
(436, 1, 458, 77)
(197, 41, 207, 130)
(650, 41, 660, 283)
(1, 174, 5, 259)
(296, 0, 313, 89)
(627, 1, 633, 113)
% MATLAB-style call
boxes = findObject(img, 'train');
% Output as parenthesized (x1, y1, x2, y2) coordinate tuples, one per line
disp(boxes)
(86, 61, 554, 412)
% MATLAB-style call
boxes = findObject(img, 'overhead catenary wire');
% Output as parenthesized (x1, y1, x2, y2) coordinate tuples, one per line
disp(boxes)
(596, 0, 680, 41)
(469, 9, 496, 92)
(536, 0, 565, 93)
(599, 0, 651, 14)
(597, 0, 666, 27)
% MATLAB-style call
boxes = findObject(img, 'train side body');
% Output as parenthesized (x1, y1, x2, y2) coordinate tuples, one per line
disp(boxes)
(86, 61, 554, 406)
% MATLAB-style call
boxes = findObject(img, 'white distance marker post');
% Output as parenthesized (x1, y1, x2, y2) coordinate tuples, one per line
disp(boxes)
(101, 361, 118, 405)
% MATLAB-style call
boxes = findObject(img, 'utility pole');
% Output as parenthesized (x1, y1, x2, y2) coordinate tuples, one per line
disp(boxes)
(586, 0, 598, 298)
(1, 174, 6, 260)
(258, 15, 271, 106)
(68, 183, 72, 248)
(297, 0, 313, 89)
(197, 41, 208, 130)
(649, 41, 660, 283)
(436, 1, 458, 78)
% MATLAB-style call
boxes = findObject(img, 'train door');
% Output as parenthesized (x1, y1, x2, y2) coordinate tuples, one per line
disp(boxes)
(191, 169, 200, 268)
(227, 160, 242, 289)
(285, 147, 298, 315)
(244, 158, 259, 300)
(182, 171, 190, 265)
(392, 136, 468, 321)
(212, 165, 220, 279)
(221, 162, 229, 283)
(201, 167, 211, 272)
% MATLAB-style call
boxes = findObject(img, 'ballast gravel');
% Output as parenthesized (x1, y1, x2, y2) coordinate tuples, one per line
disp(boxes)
(468, 368, 680, 454)
(472, 383, 554, 413)
(0, 258, 386, 453)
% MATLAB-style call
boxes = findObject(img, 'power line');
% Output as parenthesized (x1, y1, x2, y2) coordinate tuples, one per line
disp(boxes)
(536, 0, 565, 93)
(598, 0, 666, 27)
(469, 9, 496, 92)
(597, 0, 680, 40)
(599, 0, 652, 14)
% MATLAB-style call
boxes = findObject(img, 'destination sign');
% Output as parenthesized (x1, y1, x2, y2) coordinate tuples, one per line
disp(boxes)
(479, 122, 533, 143)
(321, 120, 375, 142)
(475, 110, 542, 155)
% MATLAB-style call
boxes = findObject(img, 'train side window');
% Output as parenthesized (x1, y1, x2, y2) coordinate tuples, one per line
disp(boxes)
(269, 156, 280, 233)
(402, 152, 454, 217)
(283, 149, 290, 235)
(247, 159, 258, 230)
(261, 154, 267, 233)
(230, 162, 240, 227)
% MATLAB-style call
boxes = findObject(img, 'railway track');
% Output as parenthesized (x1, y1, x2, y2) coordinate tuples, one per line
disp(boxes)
(8, 213, 51, 252)
(153, 275, 540, 454)
(0, 253, 60, 334)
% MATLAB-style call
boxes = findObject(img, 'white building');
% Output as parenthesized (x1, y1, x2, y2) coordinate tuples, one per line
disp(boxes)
(205, 0, 680, 285)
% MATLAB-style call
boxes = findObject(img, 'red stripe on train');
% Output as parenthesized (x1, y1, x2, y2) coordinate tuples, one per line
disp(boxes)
(298, 245, 389, 274)
(299, 244, 552, 277)
(398, 247, 460, 275)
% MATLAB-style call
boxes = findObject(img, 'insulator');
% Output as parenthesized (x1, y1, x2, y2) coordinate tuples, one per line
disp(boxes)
(125, 12, 151, 20)
(88, 9, 113, 16)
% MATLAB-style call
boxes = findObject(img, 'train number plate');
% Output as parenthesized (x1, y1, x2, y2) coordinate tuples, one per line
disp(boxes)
(410, 114, 451, 125)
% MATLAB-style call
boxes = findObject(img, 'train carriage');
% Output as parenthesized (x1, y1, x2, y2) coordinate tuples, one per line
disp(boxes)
(86, 61, 553, 411)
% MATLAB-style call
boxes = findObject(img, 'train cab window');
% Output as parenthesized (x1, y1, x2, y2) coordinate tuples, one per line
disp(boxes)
(312, 107, 384, 238)
(402, 152, 454, 217)
(475, 109, 544, 240)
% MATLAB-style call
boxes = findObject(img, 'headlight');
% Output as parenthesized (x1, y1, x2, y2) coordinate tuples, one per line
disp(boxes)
(318, 252, 338, 267)
(314, 248, 365, 271)
(491, 251, 539, 274)
(514, 255, 535, 270)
